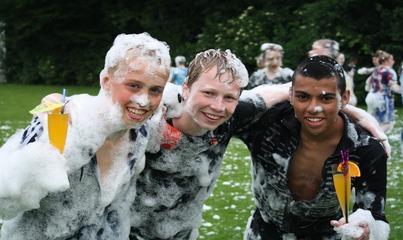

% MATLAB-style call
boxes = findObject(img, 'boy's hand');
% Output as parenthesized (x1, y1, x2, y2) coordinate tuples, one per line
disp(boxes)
(41, 93, 63, 104)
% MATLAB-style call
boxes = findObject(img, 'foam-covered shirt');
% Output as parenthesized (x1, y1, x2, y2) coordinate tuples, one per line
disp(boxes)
(129, 96, 266, 240)
(0, 116, 149, 240)
(237, 102, 388, 238)
(247, 67, 293, 89)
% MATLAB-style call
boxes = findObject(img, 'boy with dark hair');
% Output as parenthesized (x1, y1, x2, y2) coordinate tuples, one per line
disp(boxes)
(240, 56, 389, 240)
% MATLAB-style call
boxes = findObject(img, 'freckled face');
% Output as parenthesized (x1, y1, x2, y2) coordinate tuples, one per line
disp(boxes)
(102, 58, 168, 127)
(290, 75, 349, 136)
(182, 66, 240, 132)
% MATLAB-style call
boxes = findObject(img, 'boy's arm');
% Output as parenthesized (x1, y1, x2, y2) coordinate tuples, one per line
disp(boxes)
(241, 83, 290, 109)
(342, 105, 390, 157)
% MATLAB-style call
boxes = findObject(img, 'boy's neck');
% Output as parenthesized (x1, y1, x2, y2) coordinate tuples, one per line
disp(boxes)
(172, 112, 208, 136)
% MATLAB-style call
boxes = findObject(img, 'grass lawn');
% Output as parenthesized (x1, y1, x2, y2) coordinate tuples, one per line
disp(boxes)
(0, 83, 402, 239)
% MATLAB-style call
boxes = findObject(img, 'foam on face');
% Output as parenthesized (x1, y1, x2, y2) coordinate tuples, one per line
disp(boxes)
(313, 105, 324, 113)
(130, 93, 150, 108)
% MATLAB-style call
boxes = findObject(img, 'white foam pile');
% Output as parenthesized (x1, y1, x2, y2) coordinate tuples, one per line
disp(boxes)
(0, 131, 69, 219)
(104, 33, 171, 79)
(333, 209, 390, 240)
(0, 91, 132, 219)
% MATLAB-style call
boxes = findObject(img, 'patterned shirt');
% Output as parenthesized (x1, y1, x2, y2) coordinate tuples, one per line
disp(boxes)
(247, 67, 293, 89)
(130, 96, 267, 240)
(1, 117, 149, 240)
(237, 102, 388, 239)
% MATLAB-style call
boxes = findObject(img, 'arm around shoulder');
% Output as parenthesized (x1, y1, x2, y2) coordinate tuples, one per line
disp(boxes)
(240, 82, 290, 109)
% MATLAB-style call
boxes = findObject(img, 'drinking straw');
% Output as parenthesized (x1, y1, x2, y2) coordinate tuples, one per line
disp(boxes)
(340, 149, 349, 223)
(61, 88, 67, 113)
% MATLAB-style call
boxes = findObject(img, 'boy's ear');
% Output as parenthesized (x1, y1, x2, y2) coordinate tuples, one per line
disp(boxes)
(341, 89, 350, 108)
(289, 87, 294, 105)
(100, 69, 111, 90)
(182, 82, 190, 101)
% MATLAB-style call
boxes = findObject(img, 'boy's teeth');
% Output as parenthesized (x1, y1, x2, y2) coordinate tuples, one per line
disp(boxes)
(128, 108, 146, 115)
(205, 113, 220, 120)
(307, 118, 321, 122)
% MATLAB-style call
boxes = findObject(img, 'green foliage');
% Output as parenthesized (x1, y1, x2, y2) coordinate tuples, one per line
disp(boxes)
(195, 0, 403, 103)
(0, 0, 402, 93)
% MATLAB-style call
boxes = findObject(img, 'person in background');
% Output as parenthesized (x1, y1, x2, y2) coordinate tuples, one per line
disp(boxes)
(0, 33, 171, 240)
(309, 39, 357, 105)
(366, 51, 399, 132)
(247, 43, 293, 89)
(240, 55, 389, 240)
(336, 52, 345, 66)
(170, 55, 188, 85)
(358, 50, 383, 76)
(344, 56, 358, 80)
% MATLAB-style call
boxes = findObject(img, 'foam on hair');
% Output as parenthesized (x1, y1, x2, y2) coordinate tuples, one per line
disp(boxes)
(188, 49, 249, 88)
(104, 33, 171, 74)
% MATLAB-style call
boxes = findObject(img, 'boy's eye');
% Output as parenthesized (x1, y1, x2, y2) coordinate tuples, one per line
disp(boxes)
(224, 96, 237, 102)
(128, 83, 140, 89)
(296, 94, 308, 100)
(320, 95, 335, 101)
(203, 91, 214, 96)
(150, 87, 163, 95)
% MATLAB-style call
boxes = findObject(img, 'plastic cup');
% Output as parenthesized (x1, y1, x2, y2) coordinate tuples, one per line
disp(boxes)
(48, 113, 69, 153)
(333, 173, 351, 223)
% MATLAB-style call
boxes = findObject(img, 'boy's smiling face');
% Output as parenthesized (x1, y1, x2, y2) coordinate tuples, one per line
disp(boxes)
(102, 57, 168, 127)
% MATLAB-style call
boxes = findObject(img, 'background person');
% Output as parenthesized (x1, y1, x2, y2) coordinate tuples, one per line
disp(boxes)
(247, 43, 293, 89)
(366, 51, 400, 132)
(169, 55, 188, 85)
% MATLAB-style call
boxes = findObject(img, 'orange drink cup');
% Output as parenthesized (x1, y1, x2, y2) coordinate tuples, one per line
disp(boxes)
(48, 112, 69, 153)
(333, 173, 351, 222)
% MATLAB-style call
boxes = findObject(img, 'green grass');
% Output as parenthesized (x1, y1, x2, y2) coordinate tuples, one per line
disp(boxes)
(0, 83, 402, 239)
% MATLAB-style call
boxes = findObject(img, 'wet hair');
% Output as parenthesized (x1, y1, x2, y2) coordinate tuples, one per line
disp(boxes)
(186, 49, 249, 88)
(103, 33, 171, 77)
(292, 55, 346, 94)
(312, 39, 340, 59)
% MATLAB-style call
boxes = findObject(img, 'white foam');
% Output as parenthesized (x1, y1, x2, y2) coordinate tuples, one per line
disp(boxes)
(334, 208, 390, 240)
(0, 131, 69, 219)
(131, 93, 150, 108)
(223, 50, 249, 88)
(161, 82, 184, 118)
(194, 49, 249, 87)
(104, 33, 170, 76)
